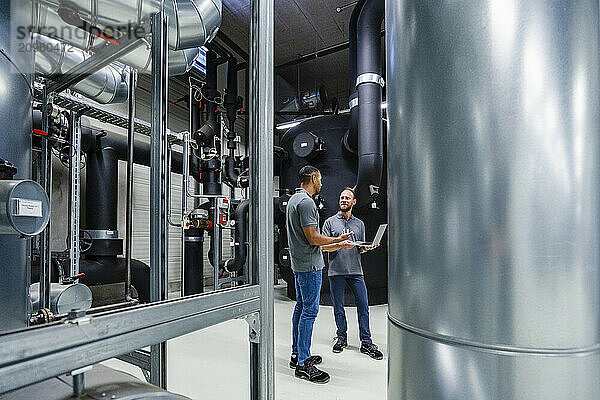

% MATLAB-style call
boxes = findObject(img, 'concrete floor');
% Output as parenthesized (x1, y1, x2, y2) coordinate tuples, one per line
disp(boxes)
(104, 284, 388, 399)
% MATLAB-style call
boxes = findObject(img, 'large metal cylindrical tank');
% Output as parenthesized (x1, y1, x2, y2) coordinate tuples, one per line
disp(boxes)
(386, 1, 600, 398)
(0, 0, 35, 331)
(278, 114, 388, 305)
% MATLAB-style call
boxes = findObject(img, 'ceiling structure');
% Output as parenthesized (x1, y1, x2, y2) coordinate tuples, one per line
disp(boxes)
(146, 0, 375, 133)
(218, 0, 357, 109)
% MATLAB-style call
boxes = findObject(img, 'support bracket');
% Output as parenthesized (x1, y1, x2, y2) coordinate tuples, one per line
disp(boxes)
(245, 312, 261, 344)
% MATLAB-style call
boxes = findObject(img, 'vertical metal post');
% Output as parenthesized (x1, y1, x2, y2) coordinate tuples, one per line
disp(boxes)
(72, 373, 84, 397)
(39, 87, 52, 309)
(126, 68, 137, 300)
(149, 10, 169, 390)
(212, 203, 221, 290)
(249, 0, 274, 397)
(68, 112, 81, 279)
(181, 86, 193, 297)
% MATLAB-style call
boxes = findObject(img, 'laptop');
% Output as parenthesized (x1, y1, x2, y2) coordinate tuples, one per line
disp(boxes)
(348, 224, 387, 247)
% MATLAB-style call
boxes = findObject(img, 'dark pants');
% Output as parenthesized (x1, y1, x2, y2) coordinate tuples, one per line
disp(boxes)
(329, 274, 372, 344)
(291, 270, 322, 366)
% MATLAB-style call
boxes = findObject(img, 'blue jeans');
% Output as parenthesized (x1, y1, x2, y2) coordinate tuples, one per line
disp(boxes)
(291, 270, 322, 366)
(329, 275, 372, 344)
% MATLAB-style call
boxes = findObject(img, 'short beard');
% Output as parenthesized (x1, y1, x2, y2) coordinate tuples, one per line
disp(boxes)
(339, 205, 351, 212)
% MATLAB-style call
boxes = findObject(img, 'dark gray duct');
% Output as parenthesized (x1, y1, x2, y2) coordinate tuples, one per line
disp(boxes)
(353, 0, 384, 207)
(344, 0, 365, 153)
(34, 35, 129, 104)
(386, 1, 600, 398)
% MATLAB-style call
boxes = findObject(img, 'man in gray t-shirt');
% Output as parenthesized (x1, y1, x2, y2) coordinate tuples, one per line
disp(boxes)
(286, 166, 352, 384)
(322, 187, 384, 360)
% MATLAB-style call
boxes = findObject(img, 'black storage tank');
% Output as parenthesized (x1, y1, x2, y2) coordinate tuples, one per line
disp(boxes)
(277, 114, 387, 305)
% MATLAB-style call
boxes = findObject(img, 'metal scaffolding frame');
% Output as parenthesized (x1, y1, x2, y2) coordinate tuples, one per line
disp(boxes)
(0, 0, 274, 396)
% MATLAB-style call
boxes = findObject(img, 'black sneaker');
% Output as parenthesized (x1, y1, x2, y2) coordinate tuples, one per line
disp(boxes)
(289, 354, 323, 369)
(332, 337, 348, 353)
(360, 342, 384, 360)
(295, 363, 330, 384)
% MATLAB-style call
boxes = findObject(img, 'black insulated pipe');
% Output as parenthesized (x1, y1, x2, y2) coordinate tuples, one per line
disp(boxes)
(224, 200, 249, 272)
(85, 146, 118, 232)
(184, 227, 204, 295)
(80, 125, 197, 176)
(225, 56, 239, 146)
(201, 49, 222, 196)
(345, 0, 366, 153)
(354, 0, 384, 207)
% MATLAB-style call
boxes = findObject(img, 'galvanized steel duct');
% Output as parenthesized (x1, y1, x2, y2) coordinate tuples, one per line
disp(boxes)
(35, 5, 202, 75)
(34, 34, 129, 104)
(34, 0, 221, 51)
(386, 0, 600, 399)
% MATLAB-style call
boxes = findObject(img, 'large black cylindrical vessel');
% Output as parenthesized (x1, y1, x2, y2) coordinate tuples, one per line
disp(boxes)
(277, 114, 387, 305)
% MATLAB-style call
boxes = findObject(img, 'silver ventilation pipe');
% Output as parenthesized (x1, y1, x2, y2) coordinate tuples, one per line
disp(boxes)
(35, 5, 200, 75)
(34, 0, 221, 51)
(386, 0, 600, 399)
(34, 34, 129, 104)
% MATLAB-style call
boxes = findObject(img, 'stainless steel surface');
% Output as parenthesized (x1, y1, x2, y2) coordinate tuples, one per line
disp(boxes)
(0, 180, 50, 236)
(0, 0, 34, 331)
(388, 322, 600, 399)
(150, 11, 169, 389)
(69, 113, 81, 278)
(355, 72, 384, 88)
(0, 286, 260, 393)
(126, 69, 137, 300)
(36, 5, 200, 75)
(34, 35, 129, 104)
(35, 0, 221, 51)
(248, 0, 275, 396)
(30, 282, 93, 314)
(386, 0, 600, 398)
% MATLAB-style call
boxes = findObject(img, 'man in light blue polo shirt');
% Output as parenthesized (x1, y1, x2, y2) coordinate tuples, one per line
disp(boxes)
(286, 165, 353, 384)
(322, 187, 384, 360)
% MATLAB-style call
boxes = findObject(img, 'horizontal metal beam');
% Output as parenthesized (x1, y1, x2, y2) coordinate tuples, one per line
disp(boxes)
(0, 286, 260, 393)
(216, 31, 249, 61)
(47, 35, 145, 94)
(275, 30, 385, 70)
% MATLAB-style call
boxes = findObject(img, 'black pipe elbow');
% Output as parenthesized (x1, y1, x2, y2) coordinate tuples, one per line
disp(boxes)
(224, 200, 249, 273)
(224, 156, 238, 186)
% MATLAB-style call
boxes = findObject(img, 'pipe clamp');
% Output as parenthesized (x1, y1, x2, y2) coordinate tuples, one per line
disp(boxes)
(85, 229, 119, 239)
(356, 73, 385, 88)
(349, 97, 359, 109)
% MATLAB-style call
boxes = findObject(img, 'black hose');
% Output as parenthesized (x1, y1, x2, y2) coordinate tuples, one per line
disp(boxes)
(224, 200, 249, 272)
